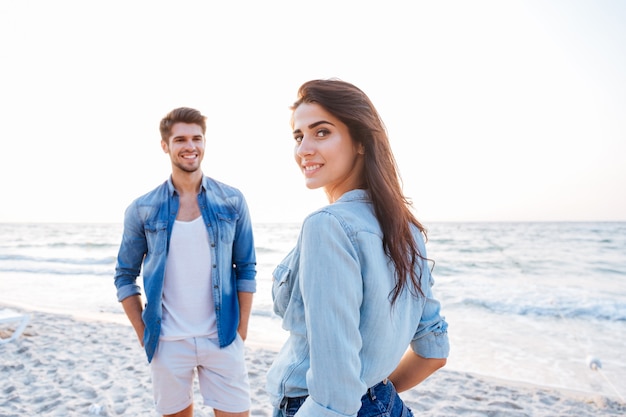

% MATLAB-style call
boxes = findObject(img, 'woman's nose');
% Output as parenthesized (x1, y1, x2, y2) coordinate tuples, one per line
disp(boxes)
(296, 136, 313, 157)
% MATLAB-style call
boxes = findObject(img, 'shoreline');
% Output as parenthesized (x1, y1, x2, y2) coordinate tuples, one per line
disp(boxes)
(1, 303, 624, 416)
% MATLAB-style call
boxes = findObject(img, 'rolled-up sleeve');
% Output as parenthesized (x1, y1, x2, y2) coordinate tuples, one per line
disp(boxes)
(114, 203, 146, 302)
(232, 194, 257, 293)
(410, 264, 450, 358)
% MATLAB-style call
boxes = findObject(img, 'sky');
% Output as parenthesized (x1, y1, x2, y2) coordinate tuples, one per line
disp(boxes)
(1, 0, 625, 224)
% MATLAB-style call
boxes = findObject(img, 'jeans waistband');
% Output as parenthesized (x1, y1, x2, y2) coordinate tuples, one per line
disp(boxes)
(367, 378, 389, 401)
(281, 395, 307, 410)
(282, 378, 390, 409)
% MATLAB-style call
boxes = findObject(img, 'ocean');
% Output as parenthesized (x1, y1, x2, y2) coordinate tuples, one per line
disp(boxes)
(1, 221, 624, 400)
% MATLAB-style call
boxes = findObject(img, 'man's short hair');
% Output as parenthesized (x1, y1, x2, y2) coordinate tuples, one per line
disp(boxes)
(159, 107, 207, 142)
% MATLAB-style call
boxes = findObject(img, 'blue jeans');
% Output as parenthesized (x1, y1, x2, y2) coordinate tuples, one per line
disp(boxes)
(274, 380, 413, 417)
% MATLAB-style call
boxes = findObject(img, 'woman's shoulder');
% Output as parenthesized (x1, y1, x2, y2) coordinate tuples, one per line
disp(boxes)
(303, 198, 379, 238)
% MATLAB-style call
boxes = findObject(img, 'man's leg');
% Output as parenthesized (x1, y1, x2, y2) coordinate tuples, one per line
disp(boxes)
(196, 336, 251, 415)
(214, 409, 248, 417)
(151, 339, 196, 416)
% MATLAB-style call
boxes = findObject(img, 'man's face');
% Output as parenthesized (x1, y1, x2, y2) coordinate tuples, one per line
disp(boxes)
(161, 122, 205, 174)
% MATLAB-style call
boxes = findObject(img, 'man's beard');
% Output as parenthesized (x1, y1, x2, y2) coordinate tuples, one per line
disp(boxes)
(174, 161, 200, 173)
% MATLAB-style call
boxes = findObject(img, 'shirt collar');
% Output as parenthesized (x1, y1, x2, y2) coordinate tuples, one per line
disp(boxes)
(166, 175, 207, 196)
(335, 188, 369, 203)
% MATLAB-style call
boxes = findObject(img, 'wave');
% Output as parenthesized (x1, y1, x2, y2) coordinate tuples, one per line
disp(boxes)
(0, 254, 115, 276)
(0, 266, 114, 276)
(0, 253, 115, 266)
(455, 297, 626, 322)
(254, 246, 284, 255)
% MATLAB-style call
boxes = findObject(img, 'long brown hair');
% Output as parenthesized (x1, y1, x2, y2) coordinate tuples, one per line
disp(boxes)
(292, 79, 427, 303)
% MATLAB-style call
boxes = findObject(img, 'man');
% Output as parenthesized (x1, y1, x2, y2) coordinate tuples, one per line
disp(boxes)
(114, 107, 256, 417)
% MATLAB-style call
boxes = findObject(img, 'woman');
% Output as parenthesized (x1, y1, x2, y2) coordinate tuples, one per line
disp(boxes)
(266, 79, 450, 417)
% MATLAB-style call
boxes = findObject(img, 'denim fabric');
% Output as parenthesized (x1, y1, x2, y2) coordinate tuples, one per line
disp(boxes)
(266, 189, 449, 417)
(273, 381, 413, 417)
(114, 176, 256, 363)
(274, 396, 308, 417)
(358, 381, 413, 417)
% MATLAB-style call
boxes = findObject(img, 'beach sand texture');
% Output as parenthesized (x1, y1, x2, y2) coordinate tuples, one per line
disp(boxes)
(1, 308, 624, 417)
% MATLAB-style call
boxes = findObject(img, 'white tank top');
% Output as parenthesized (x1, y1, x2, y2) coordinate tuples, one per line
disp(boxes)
(160, 216, 217, 340)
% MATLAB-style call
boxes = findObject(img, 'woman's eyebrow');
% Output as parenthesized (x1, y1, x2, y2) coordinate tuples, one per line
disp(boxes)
(293, 120, 335, 134)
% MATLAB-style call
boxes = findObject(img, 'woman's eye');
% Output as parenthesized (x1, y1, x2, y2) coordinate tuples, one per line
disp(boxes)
(293, 135, 303, 143)
(316, 128, 330, 138)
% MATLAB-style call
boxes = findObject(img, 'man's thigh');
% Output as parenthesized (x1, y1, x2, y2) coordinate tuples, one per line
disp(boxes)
(151, 338, 198, 415)
(196, 335, 251, 413)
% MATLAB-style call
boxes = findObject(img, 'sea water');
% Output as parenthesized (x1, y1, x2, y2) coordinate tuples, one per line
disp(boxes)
(0, 221, 624, 399)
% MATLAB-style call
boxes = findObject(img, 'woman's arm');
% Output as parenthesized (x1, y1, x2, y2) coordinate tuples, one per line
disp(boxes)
(392, 235, 449, 393)
(388, 348, 446, 393)
(297, 213, 366, 416)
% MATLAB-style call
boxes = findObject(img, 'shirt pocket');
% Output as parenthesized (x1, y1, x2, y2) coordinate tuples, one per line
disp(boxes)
(145, 221, 167, 255)
(216, 212, 238, 243)
(272, 264, 294, 317)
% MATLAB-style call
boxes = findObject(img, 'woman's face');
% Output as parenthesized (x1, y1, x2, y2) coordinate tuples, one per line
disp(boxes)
(292, 102, 364, 202)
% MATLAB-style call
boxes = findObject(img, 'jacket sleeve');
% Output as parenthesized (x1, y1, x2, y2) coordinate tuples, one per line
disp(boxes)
(297, 212, 365, 417)
(114, 202, 146, 302)
(232, 192, 257, 293)
(410, 235, 449, 358)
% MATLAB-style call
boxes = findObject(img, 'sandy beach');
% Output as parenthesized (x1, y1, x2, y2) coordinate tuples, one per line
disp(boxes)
(1, 305, 624, 417)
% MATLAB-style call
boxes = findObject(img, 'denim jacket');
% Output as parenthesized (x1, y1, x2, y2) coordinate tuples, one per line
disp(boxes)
(114, 176, 256, 363)
(266, 189, 449, 417)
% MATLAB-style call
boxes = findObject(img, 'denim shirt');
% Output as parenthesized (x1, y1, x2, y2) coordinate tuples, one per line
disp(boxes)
(266, 189, 449, 417)
(114, 176, 256, 363)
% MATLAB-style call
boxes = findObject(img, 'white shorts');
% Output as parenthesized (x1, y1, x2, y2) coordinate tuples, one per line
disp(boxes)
(150, 335, 251, 414)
